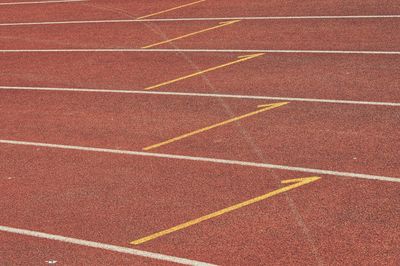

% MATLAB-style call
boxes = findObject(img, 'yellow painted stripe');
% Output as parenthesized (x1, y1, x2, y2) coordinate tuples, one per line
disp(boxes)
(142, 20, 240, 49)
(131, 176, 321, 245)
(137, 0, 206, 20)
(143, 53, 264, 91)
(143, 102, 288, 151)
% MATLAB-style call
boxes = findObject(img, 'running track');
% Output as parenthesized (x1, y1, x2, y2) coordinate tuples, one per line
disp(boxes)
(0, 0, 399, 265)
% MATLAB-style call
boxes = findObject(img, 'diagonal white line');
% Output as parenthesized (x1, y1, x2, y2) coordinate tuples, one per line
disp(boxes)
(0, 225, 215, 266)
(1, 85, 400, 107)
(0, 139, 399, 183)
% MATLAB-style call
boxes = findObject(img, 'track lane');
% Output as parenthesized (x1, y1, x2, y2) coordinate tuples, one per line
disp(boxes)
(0, 21, 221, 49)
(1, 53, 400, 103)
(0, 144, 398, 265)
(1, 90, 399, 178)
(1, 19, 400, 51)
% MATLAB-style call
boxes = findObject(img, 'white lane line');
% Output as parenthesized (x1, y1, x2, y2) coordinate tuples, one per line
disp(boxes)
(0, 139, 399, 183)
(1, 85, 400, 107)
(1, 48, 399, 55)
(0, 225, 214, 266)
(0, 0, 87, 6)
(1, 15, 400, 26)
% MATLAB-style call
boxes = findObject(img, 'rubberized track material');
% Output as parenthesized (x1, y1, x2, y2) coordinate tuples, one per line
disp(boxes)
(1, 0, 399, 265)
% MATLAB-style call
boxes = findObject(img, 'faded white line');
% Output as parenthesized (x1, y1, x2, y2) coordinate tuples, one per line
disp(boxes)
(1, 15, 400, 26)
(1, 85, 400, 107)
(0, 0, 87, 6)
(0, 139, 399, 183)
(0, 225, 215, 266)
(0, 48, 399, 55)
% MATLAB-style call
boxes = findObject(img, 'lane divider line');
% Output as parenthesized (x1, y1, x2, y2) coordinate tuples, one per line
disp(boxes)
(0, 225, 215, 266)
(0, 0, 87, 6)
(0, 48, 399, 55)
(2, 15, 400, 27)
(0, 139, 399, 183)
(143, 102, 288, 151)
(1, 85, 400, 107)
(2, 15, 400, 26)
(143, 53, 264, 90)
(131, 177, 321, 245)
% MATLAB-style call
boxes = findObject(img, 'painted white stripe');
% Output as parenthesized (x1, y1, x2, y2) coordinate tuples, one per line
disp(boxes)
(1, 85, 400, 107)
(0, 0, 87, 6)
(0, 225, 214, 266)
(1, 15, 400, 26)
(1, 48, 399, 55)
(0, 139, 399, 183)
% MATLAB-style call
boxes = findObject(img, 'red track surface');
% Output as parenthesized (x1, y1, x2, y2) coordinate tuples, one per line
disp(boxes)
(1, 0, 399, 265)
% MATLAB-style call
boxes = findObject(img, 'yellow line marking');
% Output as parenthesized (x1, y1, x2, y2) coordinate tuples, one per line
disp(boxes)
(131, 176, 321, 245)
(142, 20, 240, 49)
(143, 101, 288, 151)
(143, 53, 264, 91)
(137, 0, 206, 20)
